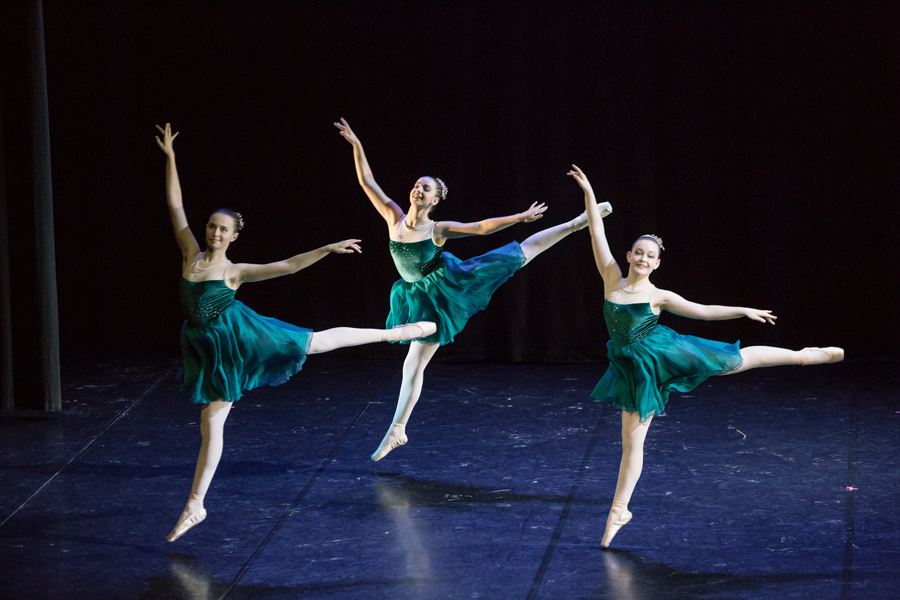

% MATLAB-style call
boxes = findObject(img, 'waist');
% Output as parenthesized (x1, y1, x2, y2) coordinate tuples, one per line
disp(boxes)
(183, 298, 238, 328)
(608, 323, 659, 346)
(395, 256, 446, 283)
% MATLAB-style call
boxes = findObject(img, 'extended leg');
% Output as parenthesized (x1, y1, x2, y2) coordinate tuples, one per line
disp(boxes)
(725, 345, 844, 375)
(308, 322, 436, 354)
(371, 340, 441, 461)
(602, 410, 652, 548)
(519, 202, 611, 266)
(168, 399, 233, 542)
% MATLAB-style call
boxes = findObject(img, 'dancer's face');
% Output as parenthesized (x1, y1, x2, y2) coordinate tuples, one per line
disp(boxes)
(410, 177, 440, 212)
(205, 212, 239, 250)
(626, 240, 661, 276)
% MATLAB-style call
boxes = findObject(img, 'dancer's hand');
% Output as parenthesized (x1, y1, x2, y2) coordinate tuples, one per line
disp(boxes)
(745, 308, 777, 325)
(155, 123, 179, 157)
(326, 239, 362, 254)
(333, 118, 362, 147)
(567, 164, 595, 195)
(518, 202, 547, 222)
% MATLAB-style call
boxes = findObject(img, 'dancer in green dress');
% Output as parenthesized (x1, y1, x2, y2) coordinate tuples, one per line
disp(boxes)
(335, 119, 611, 461)
(567, 164, 843, 548)
(156, 124, 435, 542)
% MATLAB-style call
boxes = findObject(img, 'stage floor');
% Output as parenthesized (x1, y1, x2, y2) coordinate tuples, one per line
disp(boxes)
(0, 354, 897, 599)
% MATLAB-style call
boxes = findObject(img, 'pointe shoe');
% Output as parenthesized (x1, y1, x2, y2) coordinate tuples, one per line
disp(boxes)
(570, 203, 613, 232)
(600, 507, 632, 548)
(797, 346, 845, 366)
(371, 424, 408, 462)
(383, 321, 437, 342)
(166, 507, 207, 542)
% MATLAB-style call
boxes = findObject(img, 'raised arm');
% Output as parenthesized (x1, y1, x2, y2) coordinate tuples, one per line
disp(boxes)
(334, 118, 404, 226)
(654, 289, 777, 324)
(433, 202, 547, 242)
(226, 239, 362, 286)
(155, 123, 200, 263)
(568, 165, 621, 286)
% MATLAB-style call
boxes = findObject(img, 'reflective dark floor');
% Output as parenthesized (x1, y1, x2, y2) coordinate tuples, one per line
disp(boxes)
(1, 354, 897, 599)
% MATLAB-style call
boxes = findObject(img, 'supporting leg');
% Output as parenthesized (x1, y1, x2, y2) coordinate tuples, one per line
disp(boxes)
(307, 322, 436, 354)
(371, 341, 440, 461)
(725, 345, 844, 375)
(167, 400, 233, 542)
(602, 410, 652, 548)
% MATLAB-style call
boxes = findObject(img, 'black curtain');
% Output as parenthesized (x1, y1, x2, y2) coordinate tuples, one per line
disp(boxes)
(36, 1, 900, 361)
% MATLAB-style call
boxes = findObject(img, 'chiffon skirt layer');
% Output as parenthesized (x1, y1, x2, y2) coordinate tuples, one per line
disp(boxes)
(386, 242, 525, 345)
(180, 300, 314, 404)
(591, 325, 743, 422)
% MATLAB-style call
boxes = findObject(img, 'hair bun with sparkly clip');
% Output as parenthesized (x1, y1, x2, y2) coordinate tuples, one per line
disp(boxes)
(234, 211, 245, 231)
(434, 177, 448, 201)
(639, 234, 665, 250)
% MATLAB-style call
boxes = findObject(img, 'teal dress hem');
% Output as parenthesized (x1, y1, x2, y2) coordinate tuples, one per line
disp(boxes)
(591, 300, 743, 421)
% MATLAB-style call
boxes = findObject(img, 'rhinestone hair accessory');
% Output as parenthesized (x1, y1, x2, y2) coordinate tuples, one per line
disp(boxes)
(638, 234, 665, 250)
(234, 211, 245, 231)
(434, 177, 448, 201)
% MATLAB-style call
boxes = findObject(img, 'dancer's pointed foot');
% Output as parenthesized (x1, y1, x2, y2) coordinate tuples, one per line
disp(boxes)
(797, 346, 844, 366)
(569, 203, 613, 232)
(569, 211, 589, 232)
(167, 507, 207, 542)
(371, 424, 408, 462)
(600, 506, 632, 548)
(383, 321, 437, 342)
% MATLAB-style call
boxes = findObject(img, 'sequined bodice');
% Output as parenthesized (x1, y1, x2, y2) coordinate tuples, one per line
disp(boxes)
(604, 300, 659, 345)
(389, 238, 445, 283)
(181, 279, 237, 327)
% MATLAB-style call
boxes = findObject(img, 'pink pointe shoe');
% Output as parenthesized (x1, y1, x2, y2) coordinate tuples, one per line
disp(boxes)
(570, 203, 613, 232)
(601, 507, 632, 548)
(166, 507, 207, 542)
(383, 322, 437, 342)
(371, 424, 408, 462)
(797, 347, 844, 366)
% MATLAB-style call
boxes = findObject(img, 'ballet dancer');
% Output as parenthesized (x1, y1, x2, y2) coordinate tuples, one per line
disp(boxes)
(334, 118, 612, 461)
(156, 123, 435, 541)
(567, 164, 843, 548)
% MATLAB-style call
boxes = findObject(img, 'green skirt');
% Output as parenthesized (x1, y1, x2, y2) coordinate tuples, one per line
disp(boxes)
(592, 325, 743, 421)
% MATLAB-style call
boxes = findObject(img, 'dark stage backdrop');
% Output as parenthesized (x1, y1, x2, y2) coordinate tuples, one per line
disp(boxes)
(28, 1, 900, 361)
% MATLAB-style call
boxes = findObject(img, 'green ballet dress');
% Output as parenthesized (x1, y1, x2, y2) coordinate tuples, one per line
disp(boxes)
(179, 266, 313, 404)
(385, 235, 525, 345)
(591, 300, 743, 421)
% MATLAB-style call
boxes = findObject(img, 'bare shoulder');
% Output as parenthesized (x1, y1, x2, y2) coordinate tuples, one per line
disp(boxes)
(651, 287, 679, 309)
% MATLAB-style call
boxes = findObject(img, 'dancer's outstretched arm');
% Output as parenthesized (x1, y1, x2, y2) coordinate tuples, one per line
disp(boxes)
(227, 240, 362, 286)
(155, 123, 201, 265)
(334, 118, 404, 226)
(433, 202, 547, 242)
(568, 165, 621, 289)
(654, 290, 777, 324)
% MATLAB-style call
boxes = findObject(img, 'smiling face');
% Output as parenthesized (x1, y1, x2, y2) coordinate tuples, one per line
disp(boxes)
(205, 212, 239, 251)
(626, 238, 661, 277)
(410, 177, 441, 213)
